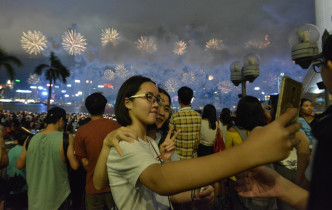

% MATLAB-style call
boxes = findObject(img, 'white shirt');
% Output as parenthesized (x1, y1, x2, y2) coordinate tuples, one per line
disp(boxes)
(107, 137, 169, 210)
(199, 120, 222, 146)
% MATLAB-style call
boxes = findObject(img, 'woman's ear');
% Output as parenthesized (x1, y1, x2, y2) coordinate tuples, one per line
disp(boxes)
(124, 97, 133, 110)
(326, 60, 332, 71)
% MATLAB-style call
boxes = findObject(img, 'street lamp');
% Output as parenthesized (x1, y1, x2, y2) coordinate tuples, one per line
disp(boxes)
(230, 53, 260, 97)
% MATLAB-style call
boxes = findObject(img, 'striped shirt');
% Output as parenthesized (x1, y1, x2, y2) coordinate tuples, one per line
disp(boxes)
(169, 107, 202, 160)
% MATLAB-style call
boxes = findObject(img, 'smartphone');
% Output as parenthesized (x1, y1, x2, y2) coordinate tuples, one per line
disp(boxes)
(275, 76, 303, 123)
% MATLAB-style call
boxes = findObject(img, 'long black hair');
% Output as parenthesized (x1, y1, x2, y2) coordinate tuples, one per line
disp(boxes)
(202, 104, 217, 130)
(235, 96, 266, 131)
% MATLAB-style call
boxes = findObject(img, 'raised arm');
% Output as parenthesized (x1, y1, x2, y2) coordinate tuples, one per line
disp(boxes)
(93, 127, 137, 190)
(139, 108, 301, 195)
(294, 131, 310, 187)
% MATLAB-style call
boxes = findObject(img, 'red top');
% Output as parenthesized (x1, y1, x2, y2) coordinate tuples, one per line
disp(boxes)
(74, 118, 120, 194)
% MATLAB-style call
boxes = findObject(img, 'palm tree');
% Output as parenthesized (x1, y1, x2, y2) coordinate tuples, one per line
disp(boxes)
(0, 47, 22, 81)
(35, 52, 70, 110)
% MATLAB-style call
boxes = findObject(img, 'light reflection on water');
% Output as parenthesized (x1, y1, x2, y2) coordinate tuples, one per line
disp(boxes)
(1, 103, 87, 114)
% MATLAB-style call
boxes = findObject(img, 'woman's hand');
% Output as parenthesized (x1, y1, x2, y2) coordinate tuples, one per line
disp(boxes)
(104, 127, 137, 156)
(160, 126, 181, 162)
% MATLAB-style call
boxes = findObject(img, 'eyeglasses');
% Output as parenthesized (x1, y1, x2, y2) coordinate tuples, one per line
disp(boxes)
(311, 59, 325, 73)
(129, 93, 165, 106)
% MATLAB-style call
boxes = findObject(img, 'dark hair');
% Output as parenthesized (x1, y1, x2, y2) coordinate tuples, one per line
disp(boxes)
(219, 108, 233, 128)
(235, 95, 266, 131)
(269, 94, 279, 121)
(115, 75, 155, 126)
(202, 104, 217, 130)
(12, 130, 30, 145)
(44, 107, 66, 125)
(322, 34, 332, 62)
(85, 92, 107, 116)
(178, 86, 193, 105)
(299, 98, 312, 117)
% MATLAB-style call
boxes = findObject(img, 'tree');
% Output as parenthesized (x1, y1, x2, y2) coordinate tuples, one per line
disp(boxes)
(0, 47, 22, 81)
(35, 52, 70, 110)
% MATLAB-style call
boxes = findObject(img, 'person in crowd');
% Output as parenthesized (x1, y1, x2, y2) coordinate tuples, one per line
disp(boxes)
(225, 95, 277, 210)
(235, 33, 332, 210)
(16, 107, 80, 210)
(297, 98, 315, 146)
(197, 104, 221, 157)
(5, 129, 30, 210)
(74, 92, 120, 210)
(96, 75, 300, 209)
(0, 125, 8, 210)
(219, 108, 233, 142)
(169, 86, 202, 160)
(93, 87, 214, 209)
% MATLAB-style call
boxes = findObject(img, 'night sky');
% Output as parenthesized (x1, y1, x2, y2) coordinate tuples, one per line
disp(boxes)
(0, 0, 316, 109)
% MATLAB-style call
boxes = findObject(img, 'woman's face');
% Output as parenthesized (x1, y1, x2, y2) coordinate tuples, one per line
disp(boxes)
(300, 100, 313, 115)
(156, 92, 171, 129)
(127, 82, 160, 126)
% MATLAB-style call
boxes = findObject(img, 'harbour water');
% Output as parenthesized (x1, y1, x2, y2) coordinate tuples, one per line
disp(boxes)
(0, 103, 91, 114)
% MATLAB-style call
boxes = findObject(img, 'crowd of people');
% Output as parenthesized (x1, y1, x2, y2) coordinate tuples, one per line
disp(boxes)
(0, 34, 331, 210)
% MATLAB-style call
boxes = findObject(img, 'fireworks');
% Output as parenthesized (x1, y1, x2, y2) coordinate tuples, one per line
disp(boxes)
(136, 36, 157, 54)
(115, 65, 128, 78)
(104, 69, 115, 81)
(217, 81, 233, 94)
(101, 28, 119, 46)
(165, 78, 179, 93)
(21, 30, 47, 55)
(27, 74, 40, 85)
(205, 38, 223, 51)
(62, 30, 87, 55)
(173, 41, 187, 55)
(245, 35, 270, 49)
(182, 72, 196, 85)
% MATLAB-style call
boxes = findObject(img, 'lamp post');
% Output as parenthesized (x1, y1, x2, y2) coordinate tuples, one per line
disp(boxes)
(230, 53, 260, 97)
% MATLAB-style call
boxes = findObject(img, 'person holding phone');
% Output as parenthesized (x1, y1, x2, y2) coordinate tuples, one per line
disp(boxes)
(96, 75, 300, 209)
(235, 33, 332, 210)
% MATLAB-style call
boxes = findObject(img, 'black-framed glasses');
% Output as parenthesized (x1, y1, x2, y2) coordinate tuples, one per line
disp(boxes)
(311, 58, 325, 73)
(129, 93, 165, 106)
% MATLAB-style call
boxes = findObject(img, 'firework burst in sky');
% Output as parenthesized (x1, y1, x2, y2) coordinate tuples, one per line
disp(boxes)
(205, 38, 223, 51)
(62, 30, 87, 55)
(27, 74, 40, 85)
(101, 28, 119, 46)
(245, 35, 270, 49)
(115, 65, 128, 78)
(173, 41, 187, 55)
(21, 30, 47, 55)
(182, 72, 196, 85)
(104, 69, 115, 80)
(165, 78, 179, 93)
(136, 36, 157, 54)
(217, 80, 233, 94)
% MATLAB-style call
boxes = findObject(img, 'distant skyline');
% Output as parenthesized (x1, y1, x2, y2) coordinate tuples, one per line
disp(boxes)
(0, 0, 316, 108)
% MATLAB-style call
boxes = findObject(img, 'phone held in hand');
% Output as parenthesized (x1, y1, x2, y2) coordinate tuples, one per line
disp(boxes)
(275, 76, 303, 124)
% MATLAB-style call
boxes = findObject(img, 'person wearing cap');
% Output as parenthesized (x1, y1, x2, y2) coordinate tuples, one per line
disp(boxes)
(16, 107, 79, 210)
(235, 33, 332, 210)
(169, 86, 202, 160)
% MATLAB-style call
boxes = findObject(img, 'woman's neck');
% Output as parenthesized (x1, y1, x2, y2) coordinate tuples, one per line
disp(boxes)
(147, 127, 157, 140)
(127, 120, 148, 142)
(302, 114, 314, 124)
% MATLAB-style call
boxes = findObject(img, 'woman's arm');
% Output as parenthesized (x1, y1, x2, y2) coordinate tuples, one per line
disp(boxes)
(67, 134, 80, 170)
(294, 131, 310, 187)
(139, 108, 301, 195)
(93, 127, 137, 190)
(0, 136, 9, 169)
(17, 139, 28, 169)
